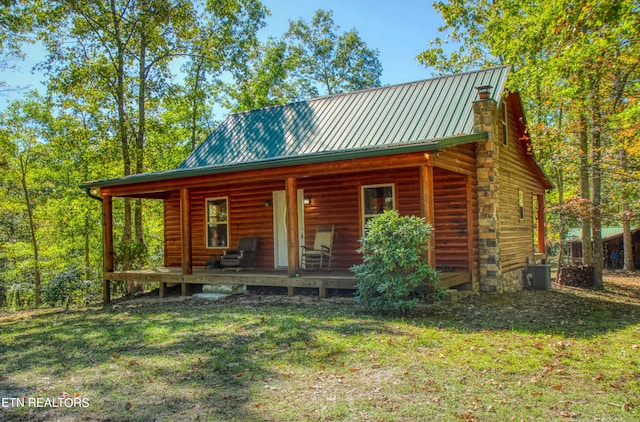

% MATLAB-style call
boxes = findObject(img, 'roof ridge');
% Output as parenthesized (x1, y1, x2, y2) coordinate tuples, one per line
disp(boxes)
(228, 65, 512, 117)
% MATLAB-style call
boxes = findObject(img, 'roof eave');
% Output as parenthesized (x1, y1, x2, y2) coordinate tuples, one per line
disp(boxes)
(81, 132, 487, 190)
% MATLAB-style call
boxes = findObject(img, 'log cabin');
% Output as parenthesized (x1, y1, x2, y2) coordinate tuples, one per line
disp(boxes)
(82, 66, 552, 303)
(567, 226, 640, 268)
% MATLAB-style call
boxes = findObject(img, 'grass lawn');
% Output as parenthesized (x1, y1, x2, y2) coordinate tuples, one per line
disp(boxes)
(1, 273, 640, 421)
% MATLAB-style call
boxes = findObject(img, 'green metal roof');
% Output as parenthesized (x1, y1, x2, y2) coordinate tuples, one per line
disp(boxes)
(181, 66, 510, 169)
(567, 226, 639, 241)
(83, 66, 510, 189)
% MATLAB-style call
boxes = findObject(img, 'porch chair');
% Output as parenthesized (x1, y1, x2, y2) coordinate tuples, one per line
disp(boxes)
(301, 225, 334, 271)
(221, 237, 258, 271)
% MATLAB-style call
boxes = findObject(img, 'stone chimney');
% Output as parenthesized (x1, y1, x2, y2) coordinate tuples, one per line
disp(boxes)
(472, 87, 505, 293)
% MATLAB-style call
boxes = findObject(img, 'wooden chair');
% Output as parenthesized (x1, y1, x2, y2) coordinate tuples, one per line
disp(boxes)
(301, 226, 334, 271)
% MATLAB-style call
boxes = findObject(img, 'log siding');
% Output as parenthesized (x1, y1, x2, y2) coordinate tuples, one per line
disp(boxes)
(162, 148, 477, 273)
(499, 95, 547, 274)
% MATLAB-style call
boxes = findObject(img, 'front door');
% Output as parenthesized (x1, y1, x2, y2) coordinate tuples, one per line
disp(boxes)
(273, 190, 305, 268)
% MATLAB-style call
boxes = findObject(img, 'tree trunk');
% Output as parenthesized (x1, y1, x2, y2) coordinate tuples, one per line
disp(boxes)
(190, 56, 204, 151)
(19, 155, 41, 305)
(579, 114, 592, 264)
(590, 109, 603, 290)
(135, 25, 146, 245)
(110, 0, 133, 270)
(85, 212, 91, 279)
(620, 148, 635, 271)
(622, 208, 633, 271)
(555, 169, 566, 276)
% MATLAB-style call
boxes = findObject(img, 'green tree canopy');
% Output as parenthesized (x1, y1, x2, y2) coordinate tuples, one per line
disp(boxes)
(286, 9, 382, 96)
(223, 8, 383, 112)
(417, 0, 640, 284)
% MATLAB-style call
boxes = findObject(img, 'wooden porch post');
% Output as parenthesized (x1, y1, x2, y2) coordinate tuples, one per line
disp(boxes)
(180, 188, 192, 296)
(420, 156, 437, 267)
(537, 194, 546, 255)
(103, 195, 114, 304)
(285, 177, 300, 292)
(466, 175, 476, 287)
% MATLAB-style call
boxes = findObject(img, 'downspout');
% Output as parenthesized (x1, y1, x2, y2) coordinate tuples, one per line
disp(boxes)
(84, 187, 104, 283)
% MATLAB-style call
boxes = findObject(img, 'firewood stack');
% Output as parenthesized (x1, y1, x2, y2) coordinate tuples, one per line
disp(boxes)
(557, 265, 594, 287)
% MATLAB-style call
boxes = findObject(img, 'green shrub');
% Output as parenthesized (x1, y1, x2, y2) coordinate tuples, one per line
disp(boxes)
(43, 266, 95, 309)
(5, 282, 35, 309)
(115, 241, 148, 271)
(352, 210, 439, 315)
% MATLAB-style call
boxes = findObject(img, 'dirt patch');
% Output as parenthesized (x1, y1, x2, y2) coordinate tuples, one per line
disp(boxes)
(109, 271, 640, 311)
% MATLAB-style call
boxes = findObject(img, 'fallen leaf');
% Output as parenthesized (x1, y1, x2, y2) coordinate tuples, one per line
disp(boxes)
(553, 384, 564, 390)
(622, 403, 635, 412)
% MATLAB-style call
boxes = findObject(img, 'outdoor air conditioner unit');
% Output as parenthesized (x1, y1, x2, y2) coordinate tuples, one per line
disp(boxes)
(527, 264, 551, 290)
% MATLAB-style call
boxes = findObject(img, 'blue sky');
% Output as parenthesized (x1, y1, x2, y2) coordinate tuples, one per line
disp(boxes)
(259, 0, 444, 85)
(0, 0, 444, 109)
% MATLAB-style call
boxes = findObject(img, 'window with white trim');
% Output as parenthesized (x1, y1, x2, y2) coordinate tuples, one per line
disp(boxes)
(362, 184, 395, 230)
(206, 197, 229, 248)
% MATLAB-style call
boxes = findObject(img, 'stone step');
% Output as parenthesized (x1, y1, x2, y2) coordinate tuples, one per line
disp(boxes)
(202, 284, 246, 295)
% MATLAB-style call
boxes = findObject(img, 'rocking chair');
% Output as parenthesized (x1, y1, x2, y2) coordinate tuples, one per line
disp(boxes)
(301, 225, 334, 271)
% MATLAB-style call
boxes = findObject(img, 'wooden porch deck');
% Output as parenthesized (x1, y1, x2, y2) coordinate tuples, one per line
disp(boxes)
(105, 267, 472, 299)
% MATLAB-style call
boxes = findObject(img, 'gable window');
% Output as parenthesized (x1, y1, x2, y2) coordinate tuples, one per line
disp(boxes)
(362, 184, 395, 230)
(206, 197, 229, 248)
(501, 102, 508, 147)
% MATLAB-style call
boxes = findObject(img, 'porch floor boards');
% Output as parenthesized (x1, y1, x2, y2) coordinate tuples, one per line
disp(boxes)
(104, 267, 471, 299)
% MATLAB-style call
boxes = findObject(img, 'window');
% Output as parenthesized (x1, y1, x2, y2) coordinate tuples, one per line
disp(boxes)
(501, 102, 508, 146)
(518, 190, 525, 220)
(206, 197, 229, 248)
(362, 184, 395, 229)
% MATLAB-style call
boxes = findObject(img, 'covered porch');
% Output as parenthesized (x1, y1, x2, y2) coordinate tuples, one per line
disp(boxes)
(97, 147, 480, 304)
(104, 267, 473, 299)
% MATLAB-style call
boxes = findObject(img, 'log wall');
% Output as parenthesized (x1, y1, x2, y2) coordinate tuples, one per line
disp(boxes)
(499, 96, 547, 273)
(163, 146, 478, 272)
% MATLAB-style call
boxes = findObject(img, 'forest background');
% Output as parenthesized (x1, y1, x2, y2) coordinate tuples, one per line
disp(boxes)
(0, 0, 638, 307)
